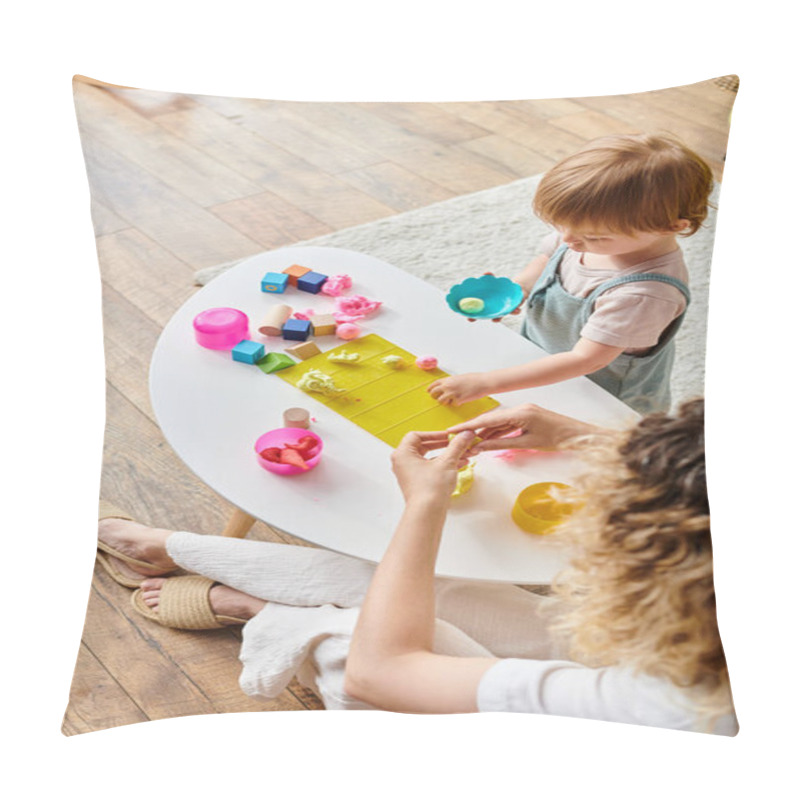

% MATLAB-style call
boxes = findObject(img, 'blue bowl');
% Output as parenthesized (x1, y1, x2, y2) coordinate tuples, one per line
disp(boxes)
(446, 275, 525, 319)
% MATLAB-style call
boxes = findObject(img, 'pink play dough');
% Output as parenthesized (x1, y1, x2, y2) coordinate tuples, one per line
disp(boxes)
(336, 322, 361, 340)
(416, 355, 438, 370)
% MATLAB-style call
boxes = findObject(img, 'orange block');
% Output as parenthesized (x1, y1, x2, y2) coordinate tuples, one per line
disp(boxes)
(283, 264, 312, 286)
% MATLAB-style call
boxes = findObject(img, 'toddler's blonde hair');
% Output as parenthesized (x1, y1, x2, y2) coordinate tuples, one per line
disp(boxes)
(534, 133, 714, 235)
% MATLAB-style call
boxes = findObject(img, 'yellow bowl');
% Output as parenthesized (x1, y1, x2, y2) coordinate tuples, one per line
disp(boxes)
(511, 482, 579, 535)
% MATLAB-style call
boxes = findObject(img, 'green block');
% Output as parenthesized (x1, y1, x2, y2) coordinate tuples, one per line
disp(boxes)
(257, 352, 297, 374)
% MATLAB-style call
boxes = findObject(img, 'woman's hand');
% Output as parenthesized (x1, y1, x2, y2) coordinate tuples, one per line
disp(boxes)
(391, 430, 476, 504)
(447, 403, 601, 454)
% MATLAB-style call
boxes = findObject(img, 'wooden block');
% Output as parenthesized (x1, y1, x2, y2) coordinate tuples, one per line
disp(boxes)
(258, 304, 293, 336)
(311, 313, 337, 336)
(231, 340, 265, 364)
(283, 264, 312, 286)
(261, 272, 289, 293)
(297, 271, 328, 294)
(285, 341, 322, 360)
(281, 318, 312, 341)
(257, 352, 296, 374)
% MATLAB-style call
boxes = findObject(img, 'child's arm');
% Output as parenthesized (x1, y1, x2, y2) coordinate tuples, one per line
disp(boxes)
(427, 337, 625, 405)
(514, 253, 549, 296)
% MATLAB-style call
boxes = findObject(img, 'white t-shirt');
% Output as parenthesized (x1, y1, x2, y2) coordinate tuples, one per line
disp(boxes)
(540, 233, 690, 354)
(477, 657, 737, 735)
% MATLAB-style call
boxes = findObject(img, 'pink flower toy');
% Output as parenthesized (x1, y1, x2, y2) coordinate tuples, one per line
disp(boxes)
(334, 294, 382, 321)
(320, 274, 353, 297)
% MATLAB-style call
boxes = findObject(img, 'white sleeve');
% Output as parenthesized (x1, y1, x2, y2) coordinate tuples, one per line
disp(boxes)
(476, 658, 704, 732)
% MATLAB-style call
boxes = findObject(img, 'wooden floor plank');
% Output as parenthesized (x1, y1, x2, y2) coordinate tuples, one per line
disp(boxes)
(517, 96, 588, 119)
(99, 383, 225, 532)
(75, 83, 264, 207)
(79, 136, 264, 268)
(243, 100, 519, 194)
(102, 83, 198, 118)
(210, 190, 335, 249)
(547, 109, 639, 141)
(337, 161, 457, 211)
(458, 134, 557, 178)
(674, 76, 739, 109)
(235, 102, 387, 174)
(88, 198, 131, 237)
(188, 90, 269, 118)
(636, 84, 734, 132)
(154, 101, 333, 191)
(436, 101, 589, 163)
(101, 283, 163, 420)
(62, 642, 149, 735)
(80, 570, 221, 722)
(97, 228, 198, 329)
(236, 168, 399, 231)
(354, 100, 492, 145)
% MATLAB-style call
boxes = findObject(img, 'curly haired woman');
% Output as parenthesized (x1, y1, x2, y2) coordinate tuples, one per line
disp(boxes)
(96, 398, 736, 734)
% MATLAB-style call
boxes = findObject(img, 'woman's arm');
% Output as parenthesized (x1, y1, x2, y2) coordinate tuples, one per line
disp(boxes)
(344, 431, 499, 713)
(427, 337, 625, 406)
(447, 402, 606, 453)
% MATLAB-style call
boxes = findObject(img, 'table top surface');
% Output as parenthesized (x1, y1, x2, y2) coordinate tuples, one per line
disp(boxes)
(150, 246, 638, 583)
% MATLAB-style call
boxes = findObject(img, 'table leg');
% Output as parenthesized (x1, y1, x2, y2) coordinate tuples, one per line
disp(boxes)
(222, 507, 256, 538)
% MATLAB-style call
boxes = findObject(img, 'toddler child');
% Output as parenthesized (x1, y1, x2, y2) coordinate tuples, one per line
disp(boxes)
(428, 133, 714, 415)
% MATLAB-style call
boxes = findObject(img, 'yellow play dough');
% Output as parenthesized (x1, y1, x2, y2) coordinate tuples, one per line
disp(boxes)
(328, 351, 361, 363)
(451, 461, 476, 498)
(459, 297, 485, 313)
(296, 369, 346, 397)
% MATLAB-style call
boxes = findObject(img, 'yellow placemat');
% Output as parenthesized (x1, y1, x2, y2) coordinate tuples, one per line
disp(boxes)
(276, 334, 499, 447)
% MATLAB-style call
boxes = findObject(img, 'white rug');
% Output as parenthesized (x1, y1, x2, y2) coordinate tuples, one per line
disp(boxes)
(196, 175, 721, 405)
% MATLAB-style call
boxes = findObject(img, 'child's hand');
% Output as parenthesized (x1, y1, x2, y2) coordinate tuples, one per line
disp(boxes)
(510, 283, 527, 315)
(428, 374, 491, 406)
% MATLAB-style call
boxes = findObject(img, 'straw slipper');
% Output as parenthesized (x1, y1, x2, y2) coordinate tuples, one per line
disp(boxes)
(97, 500, 176, 588)
(131, 575, 248, 630)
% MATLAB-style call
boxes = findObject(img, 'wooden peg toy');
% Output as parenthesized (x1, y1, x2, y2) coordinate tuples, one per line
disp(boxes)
(258, 304, 293, 336)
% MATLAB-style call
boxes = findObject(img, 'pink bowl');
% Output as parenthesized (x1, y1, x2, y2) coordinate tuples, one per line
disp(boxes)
(255, 428, 323, 476)
(193, 307, 250, 350)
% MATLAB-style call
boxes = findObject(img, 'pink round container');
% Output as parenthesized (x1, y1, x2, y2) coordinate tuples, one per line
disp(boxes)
(193, 307, 250, 350)
(255, 428, 323, 476)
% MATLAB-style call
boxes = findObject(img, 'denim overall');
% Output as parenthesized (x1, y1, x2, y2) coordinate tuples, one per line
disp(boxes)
(521, 244, 691, 415)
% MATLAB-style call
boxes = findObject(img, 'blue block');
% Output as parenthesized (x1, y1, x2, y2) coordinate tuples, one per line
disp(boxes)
(281, 319, 312, 341)
(296, 271, 328, 294)
(232, 340, 266, 363)
(261, 272, 289, 293)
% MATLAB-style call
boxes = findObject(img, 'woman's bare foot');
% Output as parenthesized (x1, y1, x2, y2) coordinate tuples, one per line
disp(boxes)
(138, 578, 266, 623)
(98, 517, 177, 582)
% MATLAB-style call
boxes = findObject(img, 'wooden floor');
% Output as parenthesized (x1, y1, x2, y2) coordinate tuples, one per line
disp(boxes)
(63, 75, 737, 735)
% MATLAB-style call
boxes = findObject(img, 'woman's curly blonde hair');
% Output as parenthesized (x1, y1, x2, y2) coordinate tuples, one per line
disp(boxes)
(551, 398, 735, 728)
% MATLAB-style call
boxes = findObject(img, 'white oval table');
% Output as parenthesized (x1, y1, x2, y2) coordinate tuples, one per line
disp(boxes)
(150, 246, 638, 583)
